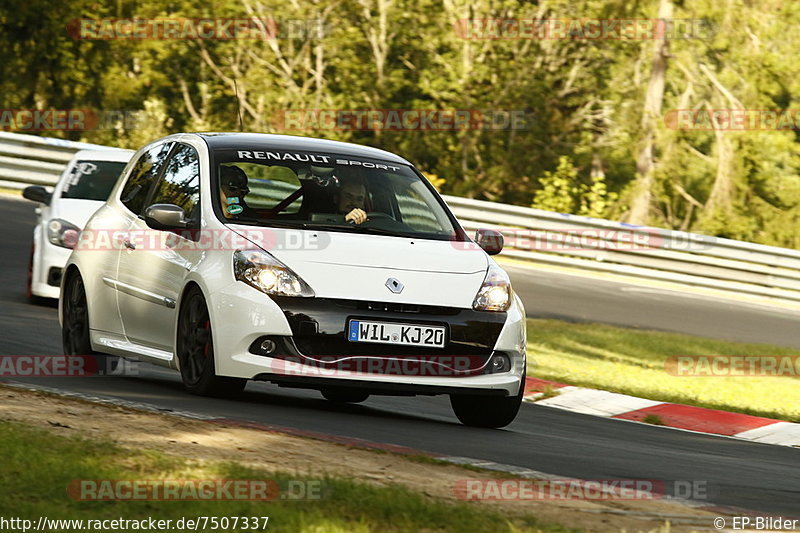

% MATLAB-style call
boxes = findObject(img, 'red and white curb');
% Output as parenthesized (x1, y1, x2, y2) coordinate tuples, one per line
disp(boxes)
(6, 377, 799, 448)
(524, 377, 800, 447)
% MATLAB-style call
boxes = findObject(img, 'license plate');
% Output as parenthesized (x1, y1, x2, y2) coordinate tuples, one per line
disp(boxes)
(347, 320, 446, 348)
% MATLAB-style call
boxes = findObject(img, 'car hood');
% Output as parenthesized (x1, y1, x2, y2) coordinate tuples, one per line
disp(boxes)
(52, 198, 107, 229)
(229, 225, 486, 273)
(228, 225, 490, 307)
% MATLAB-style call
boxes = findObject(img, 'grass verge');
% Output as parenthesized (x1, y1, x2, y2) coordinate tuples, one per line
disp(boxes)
(526, 318, 800, 422)
(0, 420, 571, 533)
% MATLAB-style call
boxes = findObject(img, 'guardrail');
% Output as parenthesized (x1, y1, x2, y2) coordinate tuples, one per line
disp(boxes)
(2, 131, 799, 304)
(443, 196, 800, 303)
(0, 131, 110, 189)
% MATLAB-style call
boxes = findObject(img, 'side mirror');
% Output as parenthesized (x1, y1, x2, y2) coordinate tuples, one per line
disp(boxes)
(144, 204, 188, 230)
(474, 229, 504, 255)
(22, 186, 51, 205)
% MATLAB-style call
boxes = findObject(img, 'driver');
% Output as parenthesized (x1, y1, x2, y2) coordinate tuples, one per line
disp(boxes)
(219, 165, 257, 219)
(336, 179, 368, 224)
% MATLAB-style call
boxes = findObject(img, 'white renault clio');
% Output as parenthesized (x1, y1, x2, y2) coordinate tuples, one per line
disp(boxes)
(61, 133, 527, 427)
(24, 148, 133, 300)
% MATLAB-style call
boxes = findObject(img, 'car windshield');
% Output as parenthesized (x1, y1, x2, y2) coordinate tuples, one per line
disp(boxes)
(60, 160, 127, 201)
(211, 149, 463, 240)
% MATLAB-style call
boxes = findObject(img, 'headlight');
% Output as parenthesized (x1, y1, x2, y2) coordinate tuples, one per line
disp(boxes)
(472, 263, 512, 312)
(233, 250, 315, 297)
(47, 219, 80, 249)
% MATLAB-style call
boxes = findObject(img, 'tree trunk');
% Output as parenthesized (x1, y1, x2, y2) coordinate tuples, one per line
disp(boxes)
(704, 105, 735, 214)
(697, 64, 741, 217)
(627, 0, 673, 224)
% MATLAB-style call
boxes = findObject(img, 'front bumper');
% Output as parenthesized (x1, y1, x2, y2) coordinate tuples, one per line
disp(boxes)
(32, 237, 72, 299)
(208, 282, 526, 396)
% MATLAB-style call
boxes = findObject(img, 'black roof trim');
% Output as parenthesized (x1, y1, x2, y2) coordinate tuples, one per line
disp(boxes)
(195, 132, 411, 165)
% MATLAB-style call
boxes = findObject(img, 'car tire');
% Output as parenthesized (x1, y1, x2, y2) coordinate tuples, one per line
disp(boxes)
(177, 286, 246, 398)
(62, 271, 93, 356)
(61, 270, 121, 374)
(450, 376, 524, 428)
(321, 388, 370, 404)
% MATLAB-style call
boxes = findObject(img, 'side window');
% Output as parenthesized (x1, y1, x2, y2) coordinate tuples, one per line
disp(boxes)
(227, 163, 302, 212)
(120, 142, 174, 215)
(149, 143, 201, 223)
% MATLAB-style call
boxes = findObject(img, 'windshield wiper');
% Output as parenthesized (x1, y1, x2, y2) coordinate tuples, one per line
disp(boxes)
(228, 219, 419, 238)
(293, 223, 414, 238)
(344, 225, 419, 238)
(227, 218, 311, 229)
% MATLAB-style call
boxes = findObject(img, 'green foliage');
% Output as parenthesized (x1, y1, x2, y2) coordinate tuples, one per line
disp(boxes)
(532, 156, 578, 214)
(526, 318, 800, 422)
(642, 415, 665, 426)
(2, 0, 800, 247)
(532, 156, 617, 217)
(580, 173, 618, 218)
(0, 419, 570, 533)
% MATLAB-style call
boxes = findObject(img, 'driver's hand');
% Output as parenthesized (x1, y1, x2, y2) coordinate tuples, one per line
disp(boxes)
(345, 208, 367, 225)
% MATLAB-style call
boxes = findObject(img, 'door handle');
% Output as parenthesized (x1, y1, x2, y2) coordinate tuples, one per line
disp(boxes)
(123, 240, 136, 250)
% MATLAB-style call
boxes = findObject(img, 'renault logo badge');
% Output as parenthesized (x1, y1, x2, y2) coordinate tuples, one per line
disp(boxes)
(385, 278, 404, 294)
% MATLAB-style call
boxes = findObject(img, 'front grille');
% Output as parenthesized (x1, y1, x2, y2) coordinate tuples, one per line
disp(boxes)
(249, 335, 499, 376)
(332, 299, 459, 316)
(366, 302, 420, 313)
(292, 335, 492, 357)
(269, 296, 506, 359)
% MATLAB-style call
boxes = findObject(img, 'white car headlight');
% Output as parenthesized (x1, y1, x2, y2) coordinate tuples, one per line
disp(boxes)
(47, 218, 80, 249)
(233, 250, 315, 297)
(472, 263, 512, 312)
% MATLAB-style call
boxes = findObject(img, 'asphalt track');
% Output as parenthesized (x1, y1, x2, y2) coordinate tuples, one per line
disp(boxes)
(505, 264, 800, 350)
(1, 196, 798, 517)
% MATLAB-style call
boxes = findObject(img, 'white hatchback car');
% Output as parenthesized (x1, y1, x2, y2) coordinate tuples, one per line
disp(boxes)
(24, 149, 133, 300)
(60, 133, 527, 427)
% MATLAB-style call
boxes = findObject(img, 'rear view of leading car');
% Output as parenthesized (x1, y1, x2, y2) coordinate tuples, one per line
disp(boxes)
(60, 133, 527, 428)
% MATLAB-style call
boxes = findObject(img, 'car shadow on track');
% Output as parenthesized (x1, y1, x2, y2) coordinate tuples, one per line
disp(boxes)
(119, 368, 464, 427)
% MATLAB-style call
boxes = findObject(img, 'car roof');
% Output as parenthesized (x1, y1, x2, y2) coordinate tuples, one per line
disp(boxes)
(195, 132, 411, 165)
(71, 148, 134, 162)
